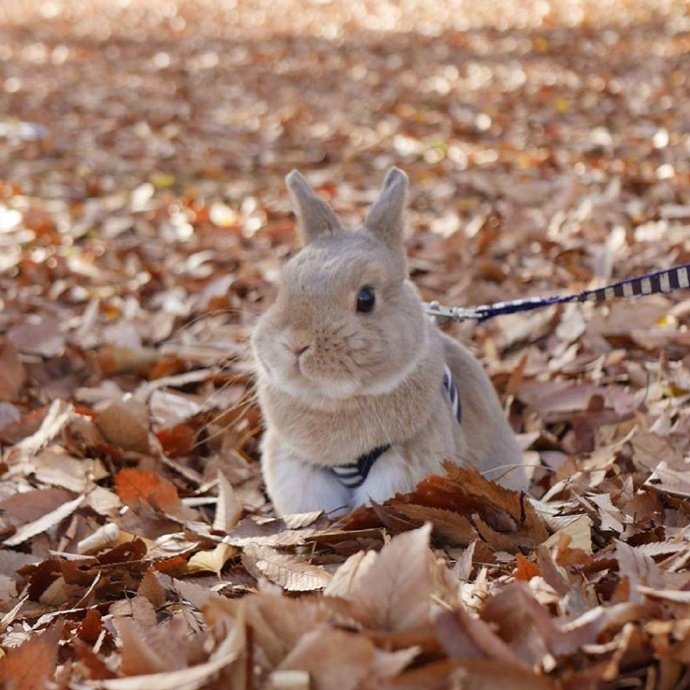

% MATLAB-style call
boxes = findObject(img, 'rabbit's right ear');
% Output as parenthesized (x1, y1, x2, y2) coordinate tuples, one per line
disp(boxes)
(364, 167, 408, 250)
(286, 170, 341, 245)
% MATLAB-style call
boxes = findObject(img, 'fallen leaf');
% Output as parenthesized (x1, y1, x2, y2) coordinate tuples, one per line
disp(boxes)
(3, 494, 83, 546)
(213, 471, 243, 533)
(8, 316, 65, 357)
(0, 338, 26, 401)
(324, 550, 377, 598)
(242, 544, 331, 591)
(115, 468, 183, 516)
(96, 400, 151, 454)
(156, 424, 196, 457)
(348, 524, 433, 633)
(278, 626, 375, 690)
(100, 616, 244, 690)
(0, 621, 63, 689)
(14, 399, 73, 455)
(615, 540, 666, 598)
(187, 543, 237, 575)
(543, 515, 592, 554)
(435, 607, 528, 666)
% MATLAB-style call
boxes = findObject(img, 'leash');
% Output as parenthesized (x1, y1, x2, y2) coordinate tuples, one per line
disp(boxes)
(423, 262, 690, 323)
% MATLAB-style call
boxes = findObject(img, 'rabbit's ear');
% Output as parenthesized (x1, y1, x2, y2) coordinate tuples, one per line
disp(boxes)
(286, 170, 342, 245)
(364, 167, 408, 249)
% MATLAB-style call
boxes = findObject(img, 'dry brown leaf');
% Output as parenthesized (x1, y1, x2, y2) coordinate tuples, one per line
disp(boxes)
(0, 620, 63, 689)
(213, 471, 243, 533)
(115, 468, 183, 516)
(615, 540, 666, 598)
(393, 504, 477, 545)
(585, 492, 626, 533)
(646, 463, 690, 498)
(95, 344, 160, 376)
(0, 338, 26, 401)
(116, 616, 168, 676)
(204, 594, 324, 669)
(278, 626, 376, 690)
(100, 614, 244, 690)
(138, 567, 167, 609)
(242, 544, 331, 591)
(552, 602, 656, 655)
(222, 516, 317, 548)
(636, 587, 690, 604)
(0, 486, 76, 525)
(30, 450, 88, 493)
(156, 424, 196, 457)
(96, 400, 151, 454)
(448, 660, 556, 690)
(479, 584, 557, 667)
(324, 550, 377, 598)
(13, 399, 73, 455)
(348, 523, 433, 633)
(187, 543, 236, 575)
(543, 515, 592, 554)
(435, 607, 528, 666)
(171, 577, 215, 611)
(3, 494, 83, 546)
(265, 670, 310, 690)
(8, 316, 65, 357)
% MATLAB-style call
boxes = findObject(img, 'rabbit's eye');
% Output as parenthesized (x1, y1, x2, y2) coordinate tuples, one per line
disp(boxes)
(356, 286, 376, 313)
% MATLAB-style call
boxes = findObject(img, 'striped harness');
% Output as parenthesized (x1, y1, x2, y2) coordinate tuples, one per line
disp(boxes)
(330, 364, 462, 489)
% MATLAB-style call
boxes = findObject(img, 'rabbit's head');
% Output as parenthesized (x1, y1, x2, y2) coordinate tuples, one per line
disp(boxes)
(251, 168, 428, 406)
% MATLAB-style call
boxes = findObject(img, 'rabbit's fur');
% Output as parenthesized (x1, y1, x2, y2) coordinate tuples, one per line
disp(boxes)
(252, 168, 526, 516)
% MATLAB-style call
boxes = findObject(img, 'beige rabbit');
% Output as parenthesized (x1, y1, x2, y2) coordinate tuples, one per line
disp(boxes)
(251, 168, 526, 516)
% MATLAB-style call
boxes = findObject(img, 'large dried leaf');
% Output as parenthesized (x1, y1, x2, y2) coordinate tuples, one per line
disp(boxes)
(96, 401, 151, 454)
(435, 608, 527, 666)
(393, 504, 477, 545)
(348, 524, 433, 633)
(3, 494, 84, 546)
(115, 468, 183, 516)
(615, 540, 666, 597)
(242, 544, 332, 591)
(646, 464, 690, 499)
(324, 550, 378, 598)
(278, 626, 376, 690)
(13, 399, 73, 455)
(0, 621, 63, 689)
(99, 618, 244, 690)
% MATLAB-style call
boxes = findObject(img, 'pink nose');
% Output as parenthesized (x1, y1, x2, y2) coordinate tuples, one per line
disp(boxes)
(289, 342, 311, 356)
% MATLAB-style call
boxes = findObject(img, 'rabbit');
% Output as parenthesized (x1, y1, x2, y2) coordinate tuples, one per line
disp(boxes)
(251, 167, 527, 516)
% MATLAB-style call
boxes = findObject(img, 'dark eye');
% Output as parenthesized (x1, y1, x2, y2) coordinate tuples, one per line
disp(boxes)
(356, 285, 376, 313)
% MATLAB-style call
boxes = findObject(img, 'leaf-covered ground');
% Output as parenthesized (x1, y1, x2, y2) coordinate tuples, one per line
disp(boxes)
(2, 1, 690, 688)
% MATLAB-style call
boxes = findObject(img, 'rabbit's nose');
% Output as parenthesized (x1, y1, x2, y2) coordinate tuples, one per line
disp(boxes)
(287, 341, 312, 356)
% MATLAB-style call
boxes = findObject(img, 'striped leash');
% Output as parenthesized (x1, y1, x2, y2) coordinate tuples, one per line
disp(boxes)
(424, 262, 690, 323)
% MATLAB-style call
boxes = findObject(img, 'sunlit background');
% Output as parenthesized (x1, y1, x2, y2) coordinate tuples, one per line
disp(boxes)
(1, 0, 689, 331)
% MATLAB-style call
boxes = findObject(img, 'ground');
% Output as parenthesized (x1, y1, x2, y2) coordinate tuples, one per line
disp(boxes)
(1, 1, 690, 688)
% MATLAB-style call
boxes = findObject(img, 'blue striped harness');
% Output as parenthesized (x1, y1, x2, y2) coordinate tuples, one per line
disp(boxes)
(330, 364, 462, 489)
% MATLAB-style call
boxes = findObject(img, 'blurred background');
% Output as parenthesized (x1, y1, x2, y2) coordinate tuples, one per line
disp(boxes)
(2, 1, 689, 307)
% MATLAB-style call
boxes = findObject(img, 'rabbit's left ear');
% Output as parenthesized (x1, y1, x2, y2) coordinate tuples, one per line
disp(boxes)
(364, 167, 408, 249)
(286, 170, 342, 245)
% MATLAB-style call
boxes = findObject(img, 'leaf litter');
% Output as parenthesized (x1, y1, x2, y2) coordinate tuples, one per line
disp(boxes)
(2, 0, 690, 687)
